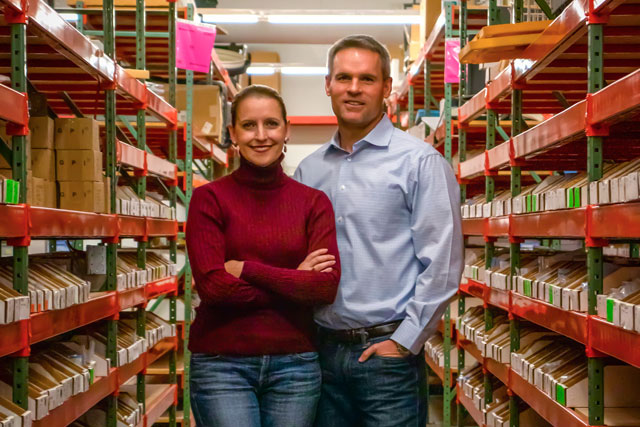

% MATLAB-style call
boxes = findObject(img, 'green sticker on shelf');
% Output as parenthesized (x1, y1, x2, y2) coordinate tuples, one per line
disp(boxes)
(567, 188, 574, 208)
(556, 384, 566, 406)
(607, 298, 615, 322)
(89, 367, 94, 385)
(524, 279, 532, 297)
(6, 180, 19, 204)
(573, 187, 581, 208)
(526, 195, 531, 213)
(548, 287, 554, 304)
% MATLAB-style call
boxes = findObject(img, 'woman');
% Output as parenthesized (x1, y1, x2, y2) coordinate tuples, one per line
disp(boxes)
(186, 85, 341, 427)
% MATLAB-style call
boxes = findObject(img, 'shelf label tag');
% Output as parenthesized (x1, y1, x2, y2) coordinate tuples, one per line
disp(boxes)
(176, 20, 217, 73)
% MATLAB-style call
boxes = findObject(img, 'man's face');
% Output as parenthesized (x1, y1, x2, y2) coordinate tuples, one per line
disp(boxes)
(325, 48, 392, 129)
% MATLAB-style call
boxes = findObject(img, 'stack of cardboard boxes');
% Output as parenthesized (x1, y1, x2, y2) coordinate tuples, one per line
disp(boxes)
(29, 117, 57, 209)
(54, 117, 109, 213)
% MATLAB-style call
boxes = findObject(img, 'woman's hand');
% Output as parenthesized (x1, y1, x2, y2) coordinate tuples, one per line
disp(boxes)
(224, 260, 244, 278)
(297, 248, 336, 273)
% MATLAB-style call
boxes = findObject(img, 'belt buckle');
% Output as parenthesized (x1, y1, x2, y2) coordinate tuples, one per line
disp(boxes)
(354, 328, 369, 345)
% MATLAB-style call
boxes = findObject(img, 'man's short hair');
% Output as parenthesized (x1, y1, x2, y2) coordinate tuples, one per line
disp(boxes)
(327, 35, 391, 80)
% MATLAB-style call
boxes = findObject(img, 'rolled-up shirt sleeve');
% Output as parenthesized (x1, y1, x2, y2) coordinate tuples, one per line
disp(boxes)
(391, 154, 464, 354)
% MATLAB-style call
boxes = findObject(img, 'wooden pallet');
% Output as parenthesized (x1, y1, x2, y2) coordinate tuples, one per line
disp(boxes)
(460, 20, 552, 64)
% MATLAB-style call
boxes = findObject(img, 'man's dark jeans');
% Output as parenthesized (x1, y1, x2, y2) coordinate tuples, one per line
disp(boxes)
(314, 334, 428, 427)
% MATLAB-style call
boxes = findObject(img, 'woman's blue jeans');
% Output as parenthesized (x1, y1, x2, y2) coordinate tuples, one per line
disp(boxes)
(190, 352, 321, 427)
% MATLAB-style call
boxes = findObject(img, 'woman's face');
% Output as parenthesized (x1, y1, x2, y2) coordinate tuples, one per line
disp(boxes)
(229, 96, 289, 167)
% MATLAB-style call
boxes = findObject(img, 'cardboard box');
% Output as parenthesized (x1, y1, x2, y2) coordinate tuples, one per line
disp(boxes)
(171, 84, 223, 140)
(420, 0, 442, 45)
(44, 181, 57, 208)
(103, 176, 111, 214)
(249, 51, 281, 92)
(0, 128, 31, 170)
(30, 116, 55, 149)
(32, 177, 46, 207)
(56, 150, 102, 182)
(54, 118, 100, 151)
(59, 181, 105, 213)
(32, 149, 56, 181)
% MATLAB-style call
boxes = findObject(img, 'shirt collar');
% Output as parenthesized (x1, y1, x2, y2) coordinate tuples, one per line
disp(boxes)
(326, 114, 394, 152)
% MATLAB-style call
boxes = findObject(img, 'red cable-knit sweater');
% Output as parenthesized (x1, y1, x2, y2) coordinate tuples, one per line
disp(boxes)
(186, 155, 341, 356)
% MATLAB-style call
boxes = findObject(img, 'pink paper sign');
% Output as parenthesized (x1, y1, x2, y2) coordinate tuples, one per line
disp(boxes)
(176, 20, 217, 73)
(444, 38, 461, 84)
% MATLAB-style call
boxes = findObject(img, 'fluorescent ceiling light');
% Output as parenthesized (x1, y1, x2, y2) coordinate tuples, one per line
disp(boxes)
(281, 66, 328, 76)
(247, 66, 276, 75)
(201, 14, 259, 24)
(198, 9, 420, 25)
(267, 14, 421, 25)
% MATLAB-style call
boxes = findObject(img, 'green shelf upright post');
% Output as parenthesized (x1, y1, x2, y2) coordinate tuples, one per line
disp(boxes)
(508, 0, 524, 424)
(103, 0, 118, 425)
(456, 2, 468, 426)
(9, 12, 29, 409)
(442, 3, 457, 425)
(181, 6, 196, 427)
(167, 2, 178, 425)
(587, 21, 605, 427)
(408, 83, 415, 127)
(135, 0, 147, 410)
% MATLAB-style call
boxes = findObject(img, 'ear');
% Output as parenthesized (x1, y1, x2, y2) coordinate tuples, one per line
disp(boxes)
(284, 120, 291, 142)
(383, 77, 392, 99)
(227, 124, 237, 145)
(325, 74, 331, 96)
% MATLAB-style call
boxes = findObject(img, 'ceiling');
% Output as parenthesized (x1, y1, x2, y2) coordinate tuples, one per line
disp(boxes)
(211, 0, 418, 45)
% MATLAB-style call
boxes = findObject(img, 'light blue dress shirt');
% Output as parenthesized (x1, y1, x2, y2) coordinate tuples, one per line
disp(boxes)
(294, 114, 464, 354)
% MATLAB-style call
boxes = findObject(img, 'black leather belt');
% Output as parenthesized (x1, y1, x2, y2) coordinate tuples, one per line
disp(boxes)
(319, 321, 402, 344)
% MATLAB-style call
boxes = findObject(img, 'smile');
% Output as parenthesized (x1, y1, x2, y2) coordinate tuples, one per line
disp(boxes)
(250, 145, 275, 153)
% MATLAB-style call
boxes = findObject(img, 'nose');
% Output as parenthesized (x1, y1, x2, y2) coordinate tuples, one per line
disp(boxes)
(255, 124, 267, 140)
(347, 78, 361, 95)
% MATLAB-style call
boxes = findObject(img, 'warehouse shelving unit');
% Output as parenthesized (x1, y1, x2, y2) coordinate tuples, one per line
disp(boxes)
(393, 0, 640, 424)
(0, 0, 234, 424)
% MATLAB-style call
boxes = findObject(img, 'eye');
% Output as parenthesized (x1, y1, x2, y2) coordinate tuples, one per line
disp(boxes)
(362, 76, 375, 82)
(241, 121, 256, 129)
(336, 74, 350, 82)
(265, 119, 280, 128)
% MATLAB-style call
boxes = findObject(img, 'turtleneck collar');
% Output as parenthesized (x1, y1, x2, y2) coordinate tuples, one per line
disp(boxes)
(231, 154, 288, 189)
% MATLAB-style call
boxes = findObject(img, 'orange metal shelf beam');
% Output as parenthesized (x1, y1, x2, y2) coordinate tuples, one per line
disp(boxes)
(457, 384, 486, 427)
(0, 277, 177, 357)
(0, 84, 28, 128)
(458, 330, 589, 427)
(425, 351, 451, 385)
(0, 205, 178, 241)
(30, 335, 177, 427)
(0, 0, 177, 127)
(460, 279, 640, 369)
(590, 67, 640, 127)
(144, 384, 178, 427)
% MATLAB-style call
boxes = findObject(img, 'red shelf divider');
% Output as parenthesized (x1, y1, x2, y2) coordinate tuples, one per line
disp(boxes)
(425, 352, 449, 384)
(30, 292, 118, 345)
(459, 331, 588, 427)
(0, 320, 28, 358)
(589, 315, 640, 369)
(0, 85, 28, 127)
(144, 384, 178, 427)
(146, 276, 178, 301)
(457, 384, 486, 427)
(462, 218, 484, 236)
(32, 369, 119, 427)
(509, 369, 589, 427)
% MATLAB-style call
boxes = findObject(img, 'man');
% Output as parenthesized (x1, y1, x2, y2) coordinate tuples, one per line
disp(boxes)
(294, 35, 463, 426)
